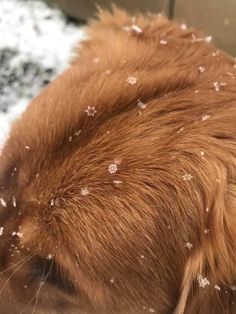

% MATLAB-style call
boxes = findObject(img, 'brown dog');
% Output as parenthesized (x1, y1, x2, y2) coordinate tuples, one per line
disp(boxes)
(0, 7, 236, 314)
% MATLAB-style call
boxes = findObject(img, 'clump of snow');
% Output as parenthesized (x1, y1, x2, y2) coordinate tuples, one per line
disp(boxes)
(160, 39, 167, 45)
(0, 0, 85, 149)
(123, 24, 142, 33)
(197, 274, 210, 288)
(182, 173, 193, 181)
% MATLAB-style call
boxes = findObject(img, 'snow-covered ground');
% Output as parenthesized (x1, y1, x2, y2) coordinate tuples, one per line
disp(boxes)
(0, 0, 85, 148)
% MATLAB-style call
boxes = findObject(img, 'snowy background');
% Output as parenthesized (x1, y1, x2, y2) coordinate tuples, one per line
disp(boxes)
(0, 0, 85, 148)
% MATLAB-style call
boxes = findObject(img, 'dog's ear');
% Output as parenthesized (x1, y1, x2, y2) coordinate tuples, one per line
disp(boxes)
(175, 169, 236, 314)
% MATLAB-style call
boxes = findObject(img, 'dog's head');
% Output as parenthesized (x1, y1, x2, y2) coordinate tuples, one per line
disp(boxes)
(1, 7, 236, 314)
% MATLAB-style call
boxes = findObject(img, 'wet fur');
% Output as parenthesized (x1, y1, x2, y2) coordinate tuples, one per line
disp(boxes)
(0, 7, 236, 314)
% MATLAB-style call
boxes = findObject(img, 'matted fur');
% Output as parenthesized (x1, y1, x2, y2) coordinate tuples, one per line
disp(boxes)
(0, 7, 236, 314)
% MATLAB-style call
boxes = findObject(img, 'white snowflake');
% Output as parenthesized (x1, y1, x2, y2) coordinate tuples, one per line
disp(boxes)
(212, 50, 220, 57)
(127, 76, 137, 85)
(12, 196, 16, 207)
(137, 99, 146, 110)
(123, 24, 142, 33)
(0, 227, 4, 236)
(85, 106, 97, 117)
(177, 127, 184, 134)
(182, 173, 193, 181)
(47, 254, 53, 260)
(197, 274, 210, 288)
(109, 277, 115, 284)
(149, 309, 155, 313)
(200, 151, 205, 156)
(213, 81, 226, 92)
(25, 145, 30, 150)
(191, 34, 212, 43)
(206, 207, 209, 212)
(74, 130, 81, 136)
(184, 242, 193, 250)
(214, 285, 221, 291)
(12, 231, 23, 238)
(50, 199, 54, 206)
(199, 66, 205, 73)
(204, 229, 210, 234)
(113, 180, 122, 184)
(108, 163, 118, 174)
(80, 187, 89, 196)
(201, 115, 211, 121)
(0, 198, 7, 207)
(160, 39, 167, 45)
(180, 24, 187, 30)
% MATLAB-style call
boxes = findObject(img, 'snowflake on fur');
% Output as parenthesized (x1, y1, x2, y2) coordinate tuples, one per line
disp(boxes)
(197, 274, 210, 288)
(85, 106, 97, 117)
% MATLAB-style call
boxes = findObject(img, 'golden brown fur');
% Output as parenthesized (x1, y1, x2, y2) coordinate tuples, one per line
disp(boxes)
(0, 7, 236, 314)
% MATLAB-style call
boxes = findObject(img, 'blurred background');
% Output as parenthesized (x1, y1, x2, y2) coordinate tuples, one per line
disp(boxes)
(0, 0, 235, 146)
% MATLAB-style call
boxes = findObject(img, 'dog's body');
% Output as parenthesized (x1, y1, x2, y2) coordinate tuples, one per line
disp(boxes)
(0, 8, 236, 314)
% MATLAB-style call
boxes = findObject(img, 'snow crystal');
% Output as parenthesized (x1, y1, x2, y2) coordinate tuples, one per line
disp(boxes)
(0, 198, 7, 207)
(160, 39, 167, 45)
(113, 180, 123, 185)
(127, 76, 137, 85)
(212, 50, 220, 57)
(204, 228, 210, 234)
(201, 115, 211, 121)
(149, 308, 155, 313)
(213, 81, 226, 92)
(109, 277, 115, 284)
(182, 174, 193, 181)
(137, 100, 146, 110)
(197, 274, 210, 288)
(12, 231, 23, 238)
(206, 207, 209, 212)
(74, 130, 82, 136)
(25, 146, 31, 150)
(108, 163, 118, 174)
(214, 285, 221, 291)
(12, 196, 16, 207)
(199, 66, 205, 73)
(47, 254, 53, 260)
(123, 24, 142, 33)
(80, 187, 89, 196)
(184, 242, 193, 250)
(180, 24, 187, 30)
(200, 151, 205, 156)
(177, 127, 184, 134)
(191, 34, 212, 43)
(85, 106, 97, 117)
(0, 227, 4, 236)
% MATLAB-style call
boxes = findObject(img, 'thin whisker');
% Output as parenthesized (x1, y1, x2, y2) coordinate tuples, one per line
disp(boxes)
(0, 254, 34, 276)
(20, 259, 54, 314)
(0, 254, 35, 296)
